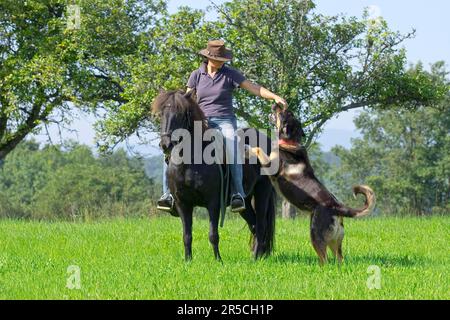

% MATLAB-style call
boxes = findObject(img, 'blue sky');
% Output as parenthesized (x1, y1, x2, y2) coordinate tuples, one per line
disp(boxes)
(32, 0, 450, 153)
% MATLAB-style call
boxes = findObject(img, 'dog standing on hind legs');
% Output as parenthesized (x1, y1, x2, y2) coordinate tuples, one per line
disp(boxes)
(246, 105, 376, 265)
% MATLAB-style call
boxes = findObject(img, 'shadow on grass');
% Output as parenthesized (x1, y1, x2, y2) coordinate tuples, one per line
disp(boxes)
(273, 252, 428, 267)
(345, 254, 428, 267)
(272, 253, 318, 265)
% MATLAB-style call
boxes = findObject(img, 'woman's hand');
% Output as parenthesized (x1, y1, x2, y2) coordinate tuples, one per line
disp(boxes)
(273, 95, 287, 108)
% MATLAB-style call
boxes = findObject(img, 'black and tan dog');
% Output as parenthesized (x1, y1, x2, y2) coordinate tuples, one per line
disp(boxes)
(246, 105, 375, 265)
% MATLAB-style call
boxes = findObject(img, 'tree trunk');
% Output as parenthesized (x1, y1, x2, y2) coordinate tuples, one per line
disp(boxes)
(282, 199, 297, 219)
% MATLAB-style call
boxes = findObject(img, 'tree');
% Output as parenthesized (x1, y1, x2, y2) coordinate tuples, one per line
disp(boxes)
(0, 0, 165, 160)
(0, 139, 160, 220)
(329, 62, 449, 215)
(211, 0, 447, 146)
(5, 0, 442, 155)
(95, 0, 446, 153)
(94, 6, 220, 151)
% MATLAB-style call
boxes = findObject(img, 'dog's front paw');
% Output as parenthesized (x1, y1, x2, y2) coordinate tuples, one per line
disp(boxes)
(244, 145, 260, 157)
(252, 147, 262, 157)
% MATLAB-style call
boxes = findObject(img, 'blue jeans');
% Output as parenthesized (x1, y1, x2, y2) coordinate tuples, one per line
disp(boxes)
(162, 116, 245, 197)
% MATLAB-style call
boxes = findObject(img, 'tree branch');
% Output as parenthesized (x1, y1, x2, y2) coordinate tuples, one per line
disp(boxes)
(309, 100, 371, 124)
(304, 117, 327, 149)
(209, 0, 285, 63)
(0, 99, 41, 160)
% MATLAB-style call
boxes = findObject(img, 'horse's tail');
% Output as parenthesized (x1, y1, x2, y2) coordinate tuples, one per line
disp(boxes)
(333, 185, 376, 218)
(264, 188, 276, 255)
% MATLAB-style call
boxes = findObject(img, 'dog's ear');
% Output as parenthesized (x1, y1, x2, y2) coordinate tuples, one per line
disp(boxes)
(298, 124, 306, 140)
(285, 112, 305, 142)
(184, 89, 195, 100)
(272, 103, 283, 113)
(293, 118, 306, 141)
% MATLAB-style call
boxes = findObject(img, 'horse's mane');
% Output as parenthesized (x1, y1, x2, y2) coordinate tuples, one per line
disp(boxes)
(151, 90, 207, 130)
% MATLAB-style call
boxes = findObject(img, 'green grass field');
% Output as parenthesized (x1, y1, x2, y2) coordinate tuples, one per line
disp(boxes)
(0, 215, 448, 300)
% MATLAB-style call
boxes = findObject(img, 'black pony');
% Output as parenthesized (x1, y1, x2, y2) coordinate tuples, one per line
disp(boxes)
(152, 90, 276, 261)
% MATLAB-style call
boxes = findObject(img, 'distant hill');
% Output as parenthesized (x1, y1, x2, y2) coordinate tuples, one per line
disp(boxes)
(322, 150, 341, 166)
(317, 128, 360, 152)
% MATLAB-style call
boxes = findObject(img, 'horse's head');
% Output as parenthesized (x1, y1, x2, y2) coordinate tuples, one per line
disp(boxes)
(269, 104, 305, 144)
(152, 90, 205, 155)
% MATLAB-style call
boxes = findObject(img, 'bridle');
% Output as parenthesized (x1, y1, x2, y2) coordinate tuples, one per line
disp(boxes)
(159, 103, 194, 159)
(160, 103, 193, 137)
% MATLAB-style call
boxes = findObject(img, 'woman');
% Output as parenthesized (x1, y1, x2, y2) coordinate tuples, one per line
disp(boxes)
(158, 40, 287, 213)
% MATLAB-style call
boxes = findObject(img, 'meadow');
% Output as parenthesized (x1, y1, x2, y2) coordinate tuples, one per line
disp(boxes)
(0, 215, 448, 300)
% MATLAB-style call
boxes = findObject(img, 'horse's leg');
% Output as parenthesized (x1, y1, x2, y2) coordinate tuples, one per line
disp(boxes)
(207, 201, 222, 262)
(177, 202, 193, 261)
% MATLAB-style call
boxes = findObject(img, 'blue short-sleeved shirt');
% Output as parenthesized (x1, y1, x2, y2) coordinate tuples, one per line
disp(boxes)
(187, 63, 246, 117)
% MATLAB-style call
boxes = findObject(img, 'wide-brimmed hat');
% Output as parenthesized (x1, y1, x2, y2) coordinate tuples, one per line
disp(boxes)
(199, 40, 233, 62)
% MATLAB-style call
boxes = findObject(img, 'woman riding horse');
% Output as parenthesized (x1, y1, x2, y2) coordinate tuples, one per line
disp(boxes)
(153, 90, 277, 260)
(157, 40, 287, 213)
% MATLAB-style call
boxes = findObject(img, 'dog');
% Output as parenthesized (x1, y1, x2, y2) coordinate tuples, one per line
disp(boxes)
(246, 105, 375, 265)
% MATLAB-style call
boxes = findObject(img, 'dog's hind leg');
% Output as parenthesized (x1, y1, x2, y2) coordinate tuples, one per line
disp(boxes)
(311, 238, 328, 266)
(337, 240, 344, 264)
(337, 218, 345, 264)
(328, 218, 345, 264)
(328, 239, 344, 264)
(310, 214, 327, 265)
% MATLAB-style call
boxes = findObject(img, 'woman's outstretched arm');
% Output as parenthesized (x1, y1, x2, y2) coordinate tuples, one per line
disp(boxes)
(240, 80, 287, 107)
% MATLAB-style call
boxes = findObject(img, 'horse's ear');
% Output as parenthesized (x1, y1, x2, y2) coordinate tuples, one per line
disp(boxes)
(184, 89, 195, 100)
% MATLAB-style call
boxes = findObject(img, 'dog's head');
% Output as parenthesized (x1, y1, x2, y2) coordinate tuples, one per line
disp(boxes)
(270, 104, 305, 143)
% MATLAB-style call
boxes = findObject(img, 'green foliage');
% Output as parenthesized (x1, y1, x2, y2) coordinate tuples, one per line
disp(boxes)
(94, 0, 447, 150)
(1, 0, 446, 155)
(0, 140, 161, 220)
(328, 63, 449, 215)
(0, 0, 166, 159)
(94, 6, 220, 152)
(214, 0, 447, 145)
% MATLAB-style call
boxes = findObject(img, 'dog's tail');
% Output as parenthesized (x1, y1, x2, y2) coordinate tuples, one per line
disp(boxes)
(334, 185, 376, 218)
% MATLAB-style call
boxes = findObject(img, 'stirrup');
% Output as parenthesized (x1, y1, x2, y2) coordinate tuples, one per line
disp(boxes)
(231, 193, 246, 213)
(157, 193, 174, 212)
